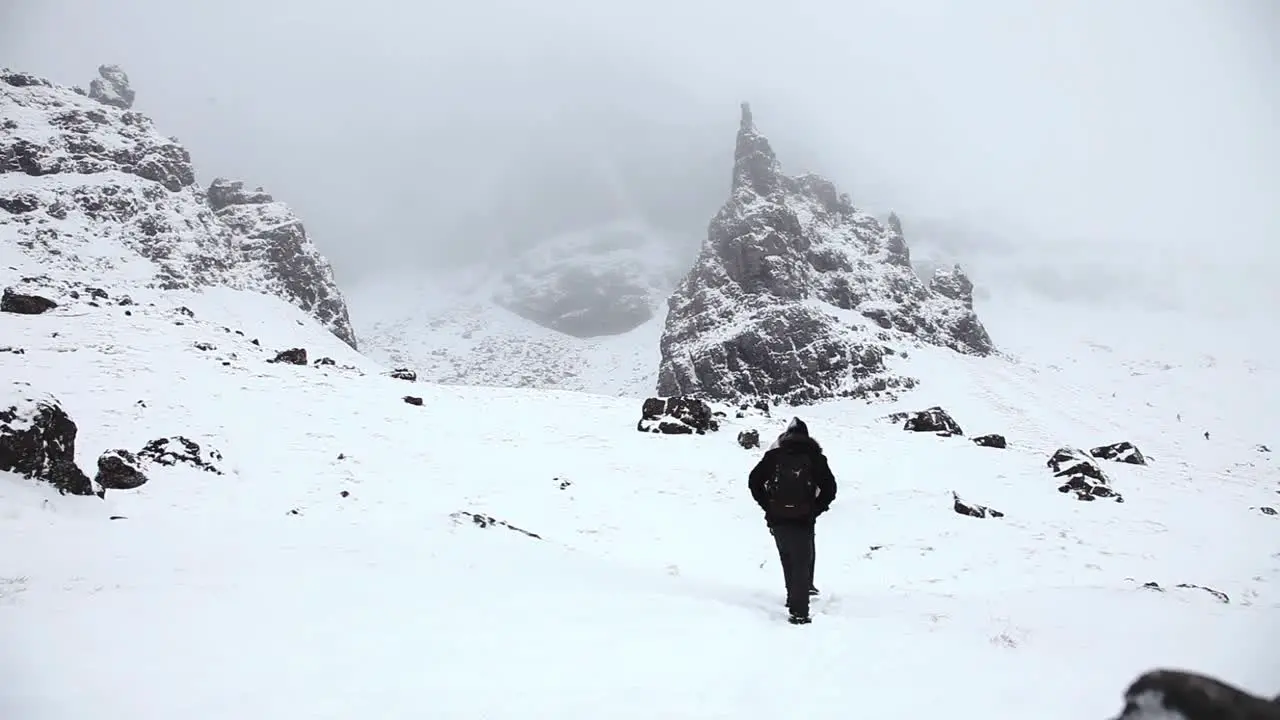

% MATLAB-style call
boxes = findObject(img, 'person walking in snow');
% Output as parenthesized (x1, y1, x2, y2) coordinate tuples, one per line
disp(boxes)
(748, 417, 837, 625)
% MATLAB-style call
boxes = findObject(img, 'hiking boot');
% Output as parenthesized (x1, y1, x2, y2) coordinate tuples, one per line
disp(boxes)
(788, 612, 812, 625)
(808, 586, 819, 597)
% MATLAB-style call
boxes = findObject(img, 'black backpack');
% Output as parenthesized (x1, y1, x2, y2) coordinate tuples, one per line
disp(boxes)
(767, 450, 816, 519)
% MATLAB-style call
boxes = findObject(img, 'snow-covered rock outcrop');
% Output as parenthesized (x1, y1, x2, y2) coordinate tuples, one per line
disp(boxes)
(207, 178, 356, 347)
(657, 103, 993, 404)
(493, 221, 682, 338)
(86, 64, 135, 110)
(0, 66, 356, 348)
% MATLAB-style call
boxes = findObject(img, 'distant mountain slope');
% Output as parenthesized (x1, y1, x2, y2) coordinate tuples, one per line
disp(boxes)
(350, 220, 683, 397)
(0, 65, 356, 347)
(348, 265, 666, 397)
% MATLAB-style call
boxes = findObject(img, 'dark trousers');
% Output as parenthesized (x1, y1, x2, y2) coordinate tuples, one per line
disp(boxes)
(770, 521, 816, 617)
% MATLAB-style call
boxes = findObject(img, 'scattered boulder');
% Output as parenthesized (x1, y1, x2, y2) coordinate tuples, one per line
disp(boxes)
(1116, 669, 1280, 720)
(87, 64, 135, 110)
(1256, 444, 1271, 453)
(1047, 446, 1122, 502)
(1, 288, 57, 315)
(971, 433, 1007, 449)
(734, 400, 772, 419)
(952, 491, 1004, 519)
(0, 346, 25, 355)
(737, 429, 760, 449)
(403, 395, 423, 406)
(93, 449, 148, 490)
(1090, 441, 1147, 466)
(638, 396, 719, 435)
(890, 406, 963, 436)
(450, 511, 541, 540)
(268, 348, 307, 365)
(1258, 506, 1276, 517)
(193, 342, 215, 351)
(136, 435, 222, 474)
(314, 357, 335, 366)
(0, 384, 100, 496)
(389, 368, 417, 381)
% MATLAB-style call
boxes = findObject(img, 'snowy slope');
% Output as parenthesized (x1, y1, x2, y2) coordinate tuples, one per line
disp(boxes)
(349, 266, 668, 398)
(3, 277, 1278, 718)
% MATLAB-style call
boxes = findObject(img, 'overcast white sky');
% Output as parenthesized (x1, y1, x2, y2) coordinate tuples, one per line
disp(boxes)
(2, 0, 1276, 310)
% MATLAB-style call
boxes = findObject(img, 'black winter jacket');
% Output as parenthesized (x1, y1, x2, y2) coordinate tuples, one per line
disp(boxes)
(748, 433, 837, 524)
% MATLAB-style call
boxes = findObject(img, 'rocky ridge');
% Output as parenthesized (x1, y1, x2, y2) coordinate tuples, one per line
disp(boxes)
(0, 64, 356, 348)
(657, 103, 992, 405)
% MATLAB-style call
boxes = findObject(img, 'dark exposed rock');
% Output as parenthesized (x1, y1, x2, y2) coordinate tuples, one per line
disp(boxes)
(1090, 441, 1147, 466)
(1116, 669, 1280, 720)
(0, 193, 39, 214)
(657, 103, 992, 405)
(0, 346, 25, 355)
(952, 491, 1004, 519)
(136, 436, 222, 474)
(193, 342, 215, 351)
(208, 178, 357, 348)
(972, 433, 1007, 448)
(268, 348, 307, 365)
(1047, 446, 1122, 502)
(403, 395, 423, 406)
(388, 368, 417, 381)
(638, 396, 719, 435)
(94, 449, 148, 490)
(890, 406, 964, 436)
(1258, 506, 1276, 516)
(1256, 444, 1270, 453)
(87, 64, 135, 110)
(1, 288, 57, 314)
(928, 265, 977, 310)
(737, 429, 760, 449)
(734, 400, 771, 419)
(450, 510, 542, 539)
(0, 384, 100, 496)
(313, 357, 335, 366)
(206, 178, 274, 211)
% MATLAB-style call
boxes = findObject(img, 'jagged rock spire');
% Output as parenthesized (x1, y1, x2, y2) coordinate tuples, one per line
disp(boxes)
(884, 211, 911, 267)
(731, 101, 782, 196)
(88, 64, 135, 110)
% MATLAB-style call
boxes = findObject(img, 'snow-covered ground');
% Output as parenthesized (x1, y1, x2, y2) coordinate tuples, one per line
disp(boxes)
(3, 280, 1278, 718)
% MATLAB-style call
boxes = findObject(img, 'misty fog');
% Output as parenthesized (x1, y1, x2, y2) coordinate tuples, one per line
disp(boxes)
(3, 0, 1277, 314)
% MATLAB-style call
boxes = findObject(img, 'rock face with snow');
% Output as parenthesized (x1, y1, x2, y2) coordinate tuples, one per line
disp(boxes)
(0, 66, 357, 348)
(656, 103, 993, 404)
(207, 179, 356, 346)
(87, 65, 135, 110)
(0, 383, 99, 496)
(493, 222, 682, 338)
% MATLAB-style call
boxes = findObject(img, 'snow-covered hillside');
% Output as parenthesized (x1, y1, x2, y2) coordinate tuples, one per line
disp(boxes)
(349, 220, 685, 397)
(0, 66, 357, 347)
(3, 268, 1277, 717)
